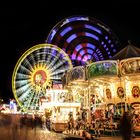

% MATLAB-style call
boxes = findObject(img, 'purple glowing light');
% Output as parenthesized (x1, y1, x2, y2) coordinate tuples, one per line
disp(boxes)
(85, 24, 102, 34)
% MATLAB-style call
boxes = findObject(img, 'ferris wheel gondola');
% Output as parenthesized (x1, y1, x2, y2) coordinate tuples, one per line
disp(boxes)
(12, 44, 73, 111)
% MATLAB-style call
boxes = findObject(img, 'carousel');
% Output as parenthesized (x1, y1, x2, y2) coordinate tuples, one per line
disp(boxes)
(63, 43, 140, 131)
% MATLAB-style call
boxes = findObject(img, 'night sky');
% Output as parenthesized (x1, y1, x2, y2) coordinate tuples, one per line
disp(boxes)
(0, 2, 140, 102)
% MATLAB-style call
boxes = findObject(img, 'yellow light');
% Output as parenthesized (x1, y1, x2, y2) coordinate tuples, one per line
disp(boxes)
(30, 63, 52, 91)
(126, 81, 131, 97)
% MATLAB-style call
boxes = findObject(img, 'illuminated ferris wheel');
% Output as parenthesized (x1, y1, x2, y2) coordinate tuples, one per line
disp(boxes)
(46, 15, 121, 66)
(12, 44, 73, 111)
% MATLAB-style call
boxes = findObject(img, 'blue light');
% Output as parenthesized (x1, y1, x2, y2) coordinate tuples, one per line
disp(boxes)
(79, 50, 85, 55)
(52, 50, 57, 55)
(85, 33, 99, 41)
(106, 48, 109, 51)
(87, 43, 96, 50)
(47, 29, 57, 43)
(75, 43, 96, 53)
(96, 49, 100, 53)
(79, 49, 94, 57)
(107, 52, 111, 55)
(66, 34, 77, 43)
(101, 41, 104, 45)
(75, 44, 82, 51)
(103, 44, 107, 48)
(68, 16, 89, 22)
(60, 27, 72, 36)
(105, 36, 108, 40)
(68, 17, 78, 22)
(85, 24, 102, 34)
(113, 49, 116, 52)
(87, 49, 93, 54)
(88, 55, 92, 59)
(94, 53, 99, 60)
(108, 40, 111, 43)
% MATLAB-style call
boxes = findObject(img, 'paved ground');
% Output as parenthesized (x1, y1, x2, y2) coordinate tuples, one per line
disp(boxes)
(0, 126, 140, 140)
(0, 114, 140, 140)
(94, 136, 140, 140)
(0, 126, 66, 140)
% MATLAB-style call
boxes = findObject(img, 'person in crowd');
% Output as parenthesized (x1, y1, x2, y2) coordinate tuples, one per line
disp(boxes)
(120, 112, 132, 140)
(31, 113, 35, 129)
(41, 114, 46, 129)
(94, 119, 101, 137)
(131, 114, 137, 138)
(103, 120, 106, 135)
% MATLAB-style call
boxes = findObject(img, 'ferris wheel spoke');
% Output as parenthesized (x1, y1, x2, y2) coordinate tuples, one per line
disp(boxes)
(16, 73, 30, 80)
(26, 90, 36, 109)
(50, 59, 68, 72)
(36, 50, 41, 62)
(21, 90, 32, 103)
(45, 54, 56, 68)
(45, 48, 57, 64)
(51, 76, 61, 80)
(34, 52, 48, 68)
(18, 88, 31, 102)
(50, 68, 67, 76)
(42, 48, 48, 61)
(26, 95, 34, 109)
(19, 64, 32, 74)
(29, 92, 40, 110)
(28, 53, 36, 68)
(47, 53, 62, 69)
(15, 79, 30, 88)
(45, 53, 52, 65)
(16, 83, 32, 96)
(34, 50, 42, 64)
(36, 48, 47, 62)
(23, 58, 34, 72)
(16, 87, 32, 99)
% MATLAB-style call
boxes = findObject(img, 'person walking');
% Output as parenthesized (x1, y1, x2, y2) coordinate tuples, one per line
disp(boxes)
(120, 112, 132, 140)
(41, 114, 46, 129)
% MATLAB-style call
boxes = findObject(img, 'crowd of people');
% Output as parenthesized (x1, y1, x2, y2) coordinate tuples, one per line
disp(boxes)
(62, 108, 140, 140)
(19, 113, 52, 131)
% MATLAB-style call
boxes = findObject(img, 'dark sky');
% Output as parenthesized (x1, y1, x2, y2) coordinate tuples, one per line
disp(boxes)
(0, 1, 140, 102)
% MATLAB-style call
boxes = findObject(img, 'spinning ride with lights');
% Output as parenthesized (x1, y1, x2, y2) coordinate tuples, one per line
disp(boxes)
(12, 44, 73, 111)
(46, 15, 120, 66)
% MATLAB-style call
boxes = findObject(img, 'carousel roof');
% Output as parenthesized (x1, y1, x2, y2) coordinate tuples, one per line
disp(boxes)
(112, 41, 140, 60)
